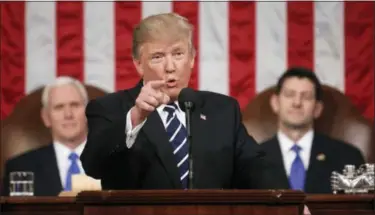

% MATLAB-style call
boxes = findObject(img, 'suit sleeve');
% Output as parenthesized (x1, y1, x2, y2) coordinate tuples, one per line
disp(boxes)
(1, 161, 11, 196)
(232, 100, 284, 189)
(80, 99, 130, 179)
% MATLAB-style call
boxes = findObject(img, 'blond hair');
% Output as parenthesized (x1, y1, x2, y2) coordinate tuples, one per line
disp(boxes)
(132, 12, 195, 59)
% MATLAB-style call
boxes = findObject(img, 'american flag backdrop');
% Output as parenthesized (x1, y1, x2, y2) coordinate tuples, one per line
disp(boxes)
(1, 1, 374, 121)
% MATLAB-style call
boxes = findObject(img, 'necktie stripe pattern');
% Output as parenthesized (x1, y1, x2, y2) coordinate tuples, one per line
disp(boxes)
(289, 144, 306, 191)
(164, 104, 189, 188)
(65, 152, 81, 191)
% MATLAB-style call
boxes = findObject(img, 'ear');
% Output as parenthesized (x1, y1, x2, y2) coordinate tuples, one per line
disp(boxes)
(133, 58, 144, 77)
(270, 94, 280, 114)
(313, 101, 324, 119)
(41, 108, 51, 128)
(189, 50, 196, 69)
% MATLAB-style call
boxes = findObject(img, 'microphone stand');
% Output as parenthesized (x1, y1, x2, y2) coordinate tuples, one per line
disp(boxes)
(184, 101, 194, 189)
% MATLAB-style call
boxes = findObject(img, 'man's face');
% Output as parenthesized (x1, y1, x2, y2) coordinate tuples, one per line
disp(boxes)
(42, 84, 87, 143)
(271, 77, 323, 129)
(134, 38, 195, 100)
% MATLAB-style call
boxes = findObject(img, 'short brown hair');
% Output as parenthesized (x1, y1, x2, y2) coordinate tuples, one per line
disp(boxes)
(132, 13, 195, 59)
(276, 67, 323, 101)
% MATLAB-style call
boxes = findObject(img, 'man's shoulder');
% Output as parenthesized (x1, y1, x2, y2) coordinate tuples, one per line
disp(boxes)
(316, 133, 363, 155)
(258, 135, 278, 148)
(91, 90, 128, 106)
(87, 87, 136, 115)
(197, 90, 238, 109)
(5, 145, 52, 168)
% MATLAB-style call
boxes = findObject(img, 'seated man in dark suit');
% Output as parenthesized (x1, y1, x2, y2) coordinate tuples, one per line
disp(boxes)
(80, 12, 283, 190)
(2, 77, 89, 196)
(260, 67, 365, 194)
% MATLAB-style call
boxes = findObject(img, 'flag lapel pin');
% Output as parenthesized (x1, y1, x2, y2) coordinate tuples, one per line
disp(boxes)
(316, 153, 326, 161)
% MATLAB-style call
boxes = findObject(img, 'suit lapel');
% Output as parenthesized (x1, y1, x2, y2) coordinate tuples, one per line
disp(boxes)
(266, 137, 290, 189)
(188, 102, 208, 188)
(39, 145, 63, 195)
(142, 110, 182, 188)
(305, 134, 327, 192)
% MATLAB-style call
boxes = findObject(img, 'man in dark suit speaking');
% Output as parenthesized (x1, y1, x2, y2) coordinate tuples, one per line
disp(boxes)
(80, 12, 281, 190)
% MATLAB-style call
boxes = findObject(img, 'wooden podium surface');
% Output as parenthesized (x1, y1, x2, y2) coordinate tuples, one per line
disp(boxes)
(306, 194, 375, 215)
(1, 190, 304, 215)
(0, 196, 79, 215)
(77, 189, 304, 215)
(1, 191, 374, 215)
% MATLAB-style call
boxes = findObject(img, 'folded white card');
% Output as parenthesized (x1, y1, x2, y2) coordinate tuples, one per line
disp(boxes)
(72, 174, 102, 191)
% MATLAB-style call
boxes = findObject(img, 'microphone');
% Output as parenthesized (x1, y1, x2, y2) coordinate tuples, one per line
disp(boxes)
(178, 87, 199, 189)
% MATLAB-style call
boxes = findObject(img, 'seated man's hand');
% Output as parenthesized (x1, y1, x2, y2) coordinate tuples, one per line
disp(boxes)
(58, 174, 101, 196)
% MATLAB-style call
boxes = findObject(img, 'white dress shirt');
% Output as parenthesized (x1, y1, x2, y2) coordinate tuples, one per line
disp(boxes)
(277, 130, 314, 176)
(125, 101, 186, 148)
(53, 140, 86, 188)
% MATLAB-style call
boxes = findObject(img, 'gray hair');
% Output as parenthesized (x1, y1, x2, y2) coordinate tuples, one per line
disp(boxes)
(41, 76, 88, 108)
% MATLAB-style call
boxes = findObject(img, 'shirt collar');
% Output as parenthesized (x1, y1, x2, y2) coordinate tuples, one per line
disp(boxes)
(157, 101, 182, 113)
(53, 139, 87, 159)
(277, 129, 314, 153)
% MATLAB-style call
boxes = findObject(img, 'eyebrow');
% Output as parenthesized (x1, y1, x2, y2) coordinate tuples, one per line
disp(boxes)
(283, 88, 313, 94)
(150, 51, 164, 56)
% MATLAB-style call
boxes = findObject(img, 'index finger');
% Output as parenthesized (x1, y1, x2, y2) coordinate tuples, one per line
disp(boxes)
(148, 79, 166, 89)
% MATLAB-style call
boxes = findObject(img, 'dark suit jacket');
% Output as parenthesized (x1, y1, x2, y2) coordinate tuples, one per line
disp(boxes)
(1, 144, 63, 196)
(261, 133, 365, 194)
(81, 81, 284, 190)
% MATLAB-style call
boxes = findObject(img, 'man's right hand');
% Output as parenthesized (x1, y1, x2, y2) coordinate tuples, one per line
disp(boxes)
(130, 80, 170, 127)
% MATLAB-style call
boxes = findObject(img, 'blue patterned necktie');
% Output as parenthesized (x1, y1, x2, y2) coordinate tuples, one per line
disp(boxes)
(64, 152, 81, 191)
(164, 103, 189, 189)
(289, 144, 306, 191)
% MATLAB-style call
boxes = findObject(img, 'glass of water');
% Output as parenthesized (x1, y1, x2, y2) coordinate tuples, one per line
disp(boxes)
(9, 171, 34, 196)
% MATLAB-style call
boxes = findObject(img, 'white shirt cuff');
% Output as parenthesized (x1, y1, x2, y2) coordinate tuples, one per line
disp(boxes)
(125, 109, 147, 148)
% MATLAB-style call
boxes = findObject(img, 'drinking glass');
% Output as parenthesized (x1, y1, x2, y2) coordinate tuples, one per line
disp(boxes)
(9, 171, 34, 196)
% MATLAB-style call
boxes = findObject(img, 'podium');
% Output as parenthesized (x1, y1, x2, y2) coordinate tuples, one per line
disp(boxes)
(76, 190, 305, 215)
(2, 191, 374, 215)
(306, 194, 375, 215)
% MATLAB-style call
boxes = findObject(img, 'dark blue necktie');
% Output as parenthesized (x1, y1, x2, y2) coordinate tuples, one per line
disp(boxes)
(64, 152, 81, 191)
(289, 144, 306, 191)
(164, 103, 189, 189)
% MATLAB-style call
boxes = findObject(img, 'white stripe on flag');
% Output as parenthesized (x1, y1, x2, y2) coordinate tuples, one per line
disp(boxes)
(199, 2, 229, 95)
(84, 2, 114, 93)
(142, 1, 172, 19)
(314, 2, 345, 92)
(255, 2, 287, 92)
(26, 2, 56, 93)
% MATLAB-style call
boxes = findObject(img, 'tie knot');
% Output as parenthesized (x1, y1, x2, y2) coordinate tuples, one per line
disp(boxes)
(291, 144, 302, 153)
(69, 152, 79, 161)
(164, 103, 177, 115)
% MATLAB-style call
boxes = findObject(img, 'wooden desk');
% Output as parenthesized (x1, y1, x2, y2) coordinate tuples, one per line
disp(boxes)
(1, 190, 304, 215)
(3, 192, 373, 215)
(0, 196, 80, 215)
(76, 190, 305, 215)
(306, 194, 375, 215)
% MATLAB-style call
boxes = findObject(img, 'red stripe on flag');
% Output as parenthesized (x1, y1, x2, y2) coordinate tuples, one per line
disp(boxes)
(344, 2, 375, 121)
(115, 2, 141, 91)
(1, 2, 25, 120)
(173, 2, 199, 91)
(229, 2, 256, 109)
(56, 2, 84, 81)
(287, 2, 314, 69)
